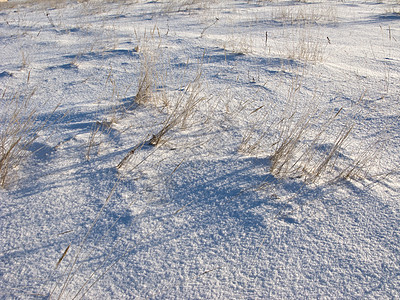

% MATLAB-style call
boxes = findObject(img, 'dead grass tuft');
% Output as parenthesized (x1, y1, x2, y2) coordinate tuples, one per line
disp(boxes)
(0, 90, 45, 188)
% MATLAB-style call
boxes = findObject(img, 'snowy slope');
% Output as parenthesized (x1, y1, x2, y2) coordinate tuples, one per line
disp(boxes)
(1, 0, 399, 299)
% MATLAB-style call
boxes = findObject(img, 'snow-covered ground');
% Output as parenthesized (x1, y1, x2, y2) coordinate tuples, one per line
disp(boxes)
(1, 0, 399, 298)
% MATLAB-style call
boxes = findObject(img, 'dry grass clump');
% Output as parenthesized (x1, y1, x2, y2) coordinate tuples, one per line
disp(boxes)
(86, 120, 114, 161)
(158, 0, 216, 14)
(285, 30, 326, 63)
(119, 76, 208, 168)
(268, 89, 378, 184)
(269, 106, 350, 183)
(238, 105, 271, 155)
(0, 0, 69, 10)
(118, 45, 209, 170)
(149, 71, 208, 146)
(133, 29, 209, 147)
(0, 90, 42, 188)
(134, 29, 165, 107)
(271, 4, 338, 26)
(239, 69, 378, 184)
(223, 32, 254, 55)
(135, 49, 157, 105)
(269, 112, 382, 184)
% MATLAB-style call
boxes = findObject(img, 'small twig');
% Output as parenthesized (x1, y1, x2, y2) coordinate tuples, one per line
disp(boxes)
(57, 230, 73, 236)
(200, 18, 219, 38)
(116, 140, 147, 169)
(250, 105, 264, 115)
(55, 244, 70, 269)
(199, 267, 222, 276)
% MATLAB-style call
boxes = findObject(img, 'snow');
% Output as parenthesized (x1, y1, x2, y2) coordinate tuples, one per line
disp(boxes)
(0, 0, 399, 299)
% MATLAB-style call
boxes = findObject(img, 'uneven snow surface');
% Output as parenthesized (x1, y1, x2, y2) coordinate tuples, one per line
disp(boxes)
(1, 0, 399, 299)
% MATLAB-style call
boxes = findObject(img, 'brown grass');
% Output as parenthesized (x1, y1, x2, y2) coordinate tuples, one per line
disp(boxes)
(0, 91, 39, 188)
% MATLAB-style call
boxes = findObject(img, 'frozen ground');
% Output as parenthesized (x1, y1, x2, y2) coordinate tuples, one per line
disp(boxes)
(0, 0, 399, 299)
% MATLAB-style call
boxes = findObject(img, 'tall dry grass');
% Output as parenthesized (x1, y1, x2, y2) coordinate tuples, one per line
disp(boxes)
(0, 90, 48, 188)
